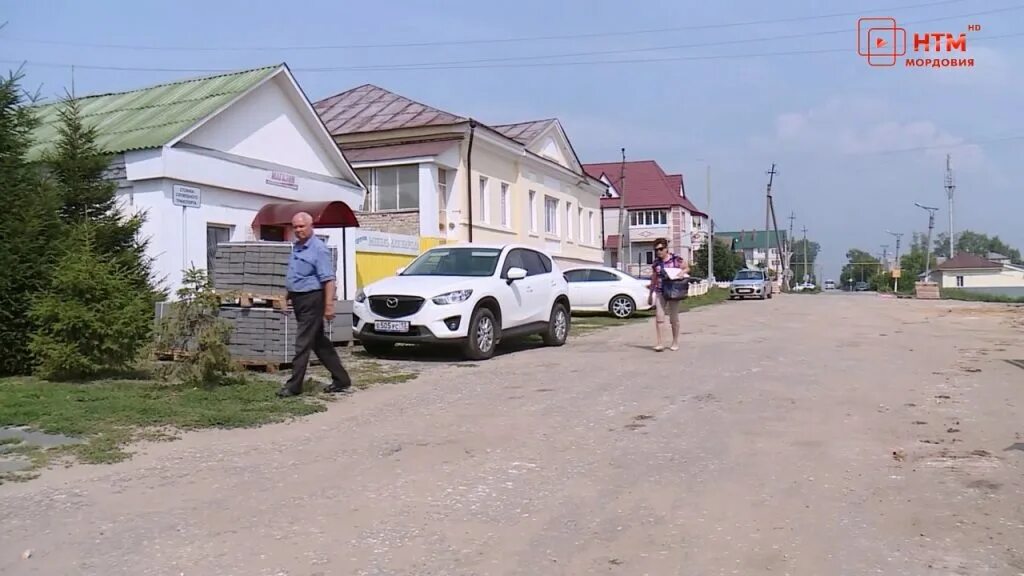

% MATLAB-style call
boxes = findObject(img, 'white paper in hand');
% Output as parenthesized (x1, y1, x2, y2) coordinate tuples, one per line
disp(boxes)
(663, 267, 685, 280)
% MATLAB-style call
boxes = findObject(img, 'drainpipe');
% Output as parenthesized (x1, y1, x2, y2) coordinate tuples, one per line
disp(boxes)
(466, 120, 477, 242)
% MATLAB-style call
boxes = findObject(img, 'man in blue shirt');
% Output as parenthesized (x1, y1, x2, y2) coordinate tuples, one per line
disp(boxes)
(277, 212, 353, 397)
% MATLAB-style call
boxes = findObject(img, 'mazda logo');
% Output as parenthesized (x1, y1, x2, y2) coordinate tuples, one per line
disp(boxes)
(385, 297, 399, 309)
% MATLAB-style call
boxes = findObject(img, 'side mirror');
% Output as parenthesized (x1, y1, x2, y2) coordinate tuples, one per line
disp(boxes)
(506, 267, 527, 281)
(396, 266, 406, 275)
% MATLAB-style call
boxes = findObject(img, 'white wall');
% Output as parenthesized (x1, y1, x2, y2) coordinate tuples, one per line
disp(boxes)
(182, 75, 344, 178)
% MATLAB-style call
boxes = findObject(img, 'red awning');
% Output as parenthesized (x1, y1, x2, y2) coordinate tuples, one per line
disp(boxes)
(252, 201, 360, 229)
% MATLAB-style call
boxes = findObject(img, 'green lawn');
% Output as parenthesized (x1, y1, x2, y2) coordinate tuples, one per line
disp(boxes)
(571, 287, 729, 334)
(0, 354, 416, 482)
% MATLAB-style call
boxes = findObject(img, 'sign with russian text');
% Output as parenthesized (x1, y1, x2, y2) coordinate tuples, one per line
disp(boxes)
(171, 184, 201, 208)
(352, 230, 421, 256)
(266, 170, 298, 190)
(857, 17, 979, 68)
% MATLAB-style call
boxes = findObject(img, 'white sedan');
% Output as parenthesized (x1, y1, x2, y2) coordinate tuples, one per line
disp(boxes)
(562, 265, 654, 319)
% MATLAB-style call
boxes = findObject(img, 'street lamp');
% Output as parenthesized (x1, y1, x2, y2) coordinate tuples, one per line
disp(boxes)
(914, 202, 940, 279)
(695, 158, 714, 284)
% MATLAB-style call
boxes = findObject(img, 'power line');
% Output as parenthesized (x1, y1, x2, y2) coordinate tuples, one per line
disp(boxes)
(3, 30, 1022, 75)
(0, 0, 975, 52)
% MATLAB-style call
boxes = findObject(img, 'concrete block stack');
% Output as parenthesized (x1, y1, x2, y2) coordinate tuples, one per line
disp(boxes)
(914, 281, 941, 300)
(218, 307, 294, 363)
(212, 242, 292, 297)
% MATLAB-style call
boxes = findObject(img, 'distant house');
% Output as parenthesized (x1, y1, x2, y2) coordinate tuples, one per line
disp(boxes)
(715, 230, 789, 275)
(581, 160, 708, 276)
(312, 84, 607, 285)
(929, 253, 1024, 297)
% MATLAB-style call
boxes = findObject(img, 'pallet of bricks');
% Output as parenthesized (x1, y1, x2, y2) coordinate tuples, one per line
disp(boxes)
(914, 281, 941, 300)
(213, 242, 354, 371)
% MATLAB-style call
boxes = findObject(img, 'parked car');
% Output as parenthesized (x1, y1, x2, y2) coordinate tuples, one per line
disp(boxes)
(854, 281, 870, 291)
(562, 265, 654, 319)
(729, 269, 773, 300)
(353, 243, 571, 360)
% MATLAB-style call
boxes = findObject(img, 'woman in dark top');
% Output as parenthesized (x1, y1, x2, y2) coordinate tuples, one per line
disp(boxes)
(648, 237, 688, 352)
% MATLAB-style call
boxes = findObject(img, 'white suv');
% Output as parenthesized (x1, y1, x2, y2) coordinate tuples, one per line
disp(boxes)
(353, 243, 572, 360)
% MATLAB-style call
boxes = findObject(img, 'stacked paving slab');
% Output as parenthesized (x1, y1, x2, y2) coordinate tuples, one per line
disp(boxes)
(208, 242, 352, 364)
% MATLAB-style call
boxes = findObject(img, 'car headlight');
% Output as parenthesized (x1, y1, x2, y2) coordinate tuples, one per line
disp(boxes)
(432, 289, 473, 305)
(355, 290, 366, 303)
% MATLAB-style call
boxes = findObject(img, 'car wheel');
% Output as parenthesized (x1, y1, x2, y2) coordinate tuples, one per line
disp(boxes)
(609, 294, 635, 319)
(542, 302, 570, 346)
(461, 307, 498, 360)
(361, 341, 395, 357)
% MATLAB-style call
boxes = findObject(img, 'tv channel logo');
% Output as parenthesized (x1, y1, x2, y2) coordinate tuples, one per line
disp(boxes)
(857, 17, 907, 66)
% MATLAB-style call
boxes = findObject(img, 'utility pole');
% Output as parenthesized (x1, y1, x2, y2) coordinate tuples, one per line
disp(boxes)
(706, 162, 714, 283)
(886, 230, 903, 292)
(881, 244, 889, 271)
(915, 202, 940, 279)
(801, 225, 809, 284)
(785, 211, 796, 290)
(763, 163, 784, 287)
(615, 148, 628, 273)
(944, 154, 955, 258)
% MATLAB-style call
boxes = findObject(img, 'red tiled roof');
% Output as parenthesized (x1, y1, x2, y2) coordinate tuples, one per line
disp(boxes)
(313, 84, 467, 136)
(584, 160, 704, 212)
(935, 253, 1002, 270)
(342, 138, 461, 163)
(492, 119, 555, 144)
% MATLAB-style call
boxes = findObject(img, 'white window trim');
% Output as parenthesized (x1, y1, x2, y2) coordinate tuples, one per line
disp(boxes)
(630, 209, 668, 227)
(565, 202, 573, 241)
(578, 206, 584, 241)
(528, 190, 537, 233)
(357, 165, 421, 213)
(588, 210, 595, 245)
(478, 176, 490, 224)
(500, 183, 511, 228)
(544, 196, 560, 236)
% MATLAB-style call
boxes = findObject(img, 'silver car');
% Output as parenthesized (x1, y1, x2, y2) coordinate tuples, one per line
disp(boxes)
(729, 269, 773, 300)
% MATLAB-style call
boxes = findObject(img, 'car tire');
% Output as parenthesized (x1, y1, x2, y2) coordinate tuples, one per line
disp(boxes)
(361, 340, 395, 357)
(608, 294, 635, 319)
(461, 306, 498, 360)
(542, 302, 570, 347)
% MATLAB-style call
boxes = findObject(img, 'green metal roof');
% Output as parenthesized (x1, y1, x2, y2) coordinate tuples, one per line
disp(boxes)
(28, 65, 282, 161)
(717, 230, 789, 251)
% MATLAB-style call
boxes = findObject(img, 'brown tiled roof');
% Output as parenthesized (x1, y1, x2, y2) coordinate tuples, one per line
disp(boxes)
(935, 253, 1002, 270)
(492, 119, 556, 144)
(313, 84, 467, 136)
(584, 160, 704, 213)
(342, 138, 461, 163)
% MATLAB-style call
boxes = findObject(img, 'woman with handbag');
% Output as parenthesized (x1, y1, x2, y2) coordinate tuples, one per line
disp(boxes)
(647, 238, 689, 352)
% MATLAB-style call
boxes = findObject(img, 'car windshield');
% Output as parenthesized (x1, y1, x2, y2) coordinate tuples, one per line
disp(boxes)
(734, 270, 764, 281)
(401, 247, 502, 277)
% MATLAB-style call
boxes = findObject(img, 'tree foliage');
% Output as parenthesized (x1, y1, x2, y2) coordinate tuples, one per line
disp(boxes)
(0, 70, 62, 375)
(791, 238, 821, 283)
(691, 240, 747, 280)
(932, 230, 1022, 263)
(840, 249, 883, 288)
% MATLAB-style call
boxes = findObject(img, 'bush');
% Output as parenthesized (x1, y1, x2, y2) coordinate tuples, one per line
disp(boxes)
(152, 267, 239, 387)
(28, 225, 154, 380)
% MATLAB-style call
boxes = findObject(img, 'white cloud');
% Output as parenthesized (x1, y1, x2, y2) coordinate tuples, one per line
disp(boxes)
(749, 95, 987, 171)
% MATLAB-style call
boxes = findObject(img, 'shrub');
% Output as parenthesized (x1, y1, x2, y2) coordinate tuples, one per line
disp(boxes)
(29, 225, 154, 380)
(152, 267, 239, 387)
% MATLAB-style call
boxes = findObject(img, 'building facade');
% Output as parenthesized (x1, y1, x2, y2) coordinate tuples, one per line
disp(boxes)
(716, 230, 789, 277)
(582, 160, 708, 277)
(313, 85, 607, 285)
(930, 253, 1024, 297)
(29, 64, 367, 300)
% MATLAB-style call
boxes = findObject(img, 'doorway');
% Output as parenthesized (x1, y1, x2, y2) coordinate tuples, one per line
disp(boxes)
(206, 224, 233, 283)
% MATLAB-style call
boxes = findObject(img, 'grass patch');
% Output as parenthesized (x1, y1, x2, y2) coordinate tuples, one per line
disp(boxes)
(940, 288, 1024, 304)
(571, 287, 729, 334)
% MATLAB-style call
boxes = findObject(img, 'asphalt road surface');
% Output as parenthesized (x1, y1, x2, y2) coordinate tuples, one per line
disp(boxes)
(2, 294, 1023, 575)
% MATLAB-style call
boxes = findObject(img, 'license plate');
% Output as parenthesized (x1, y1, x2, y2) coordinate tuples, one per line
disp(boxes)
(374, 320, 410, 333)
(738, 288, 752, 294)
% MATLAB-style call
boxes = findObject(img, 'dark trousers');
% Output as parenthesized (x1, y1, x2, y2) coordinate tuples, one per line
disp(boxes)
(284, 289, 351, 393)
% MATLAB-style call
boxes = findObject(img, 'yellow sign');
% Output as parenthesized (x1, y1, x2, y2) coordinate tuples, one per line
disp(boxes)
(891, 268, 902, 278)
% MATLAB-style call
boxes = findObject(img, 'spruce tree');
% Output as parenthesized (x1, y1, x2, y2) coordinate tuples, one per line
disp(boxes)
(0, 69, 62, 375)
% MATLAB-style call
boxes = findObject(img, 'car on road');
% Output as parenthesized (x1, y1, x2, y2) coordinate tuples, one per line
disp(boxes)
(854, 281, 870, 291)
(824, 279, 836, 290)
(729, 268, 773, 300)
(353, 243, 572, 360)
(562, 265, 653, 319)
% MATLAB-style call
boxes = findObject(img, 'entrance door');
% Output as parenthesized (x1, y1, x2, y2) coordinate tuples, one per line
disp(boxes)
(206, 224, 233, 283)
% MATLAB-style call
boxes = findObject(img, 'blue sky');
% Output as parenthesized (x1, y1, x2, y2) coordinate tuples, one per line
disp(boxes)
(2, 0, 1022, 277)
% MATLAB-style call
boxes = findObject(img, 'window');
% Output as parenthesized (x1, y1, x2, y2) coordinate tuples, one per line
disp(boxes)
(589, 270, 619, 282)
(502, 249, 549, 277)
(359, 165, 420, 211)
(403, 247, 502, 277)
(565, 202, 573, 240)
(589, 211, 595, 245)
(564, 269, 589, 282)
(630, 210, 668, 227)
(528, 190, 537, 232)
(478, 176, 490, 223)
(206, 224, 233, 283)
(641, 250, 654, 265)
(437, 168, 448, 209)
(956, 275, 965, 287)
(578, 206, 584, 241)
(544, 196, 559, 235)
(500, 183, 510, 227)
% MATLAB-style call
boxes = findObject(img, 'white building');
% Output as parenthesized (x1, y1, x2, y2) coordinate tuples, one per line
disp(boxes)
(28, 64, 366, 300)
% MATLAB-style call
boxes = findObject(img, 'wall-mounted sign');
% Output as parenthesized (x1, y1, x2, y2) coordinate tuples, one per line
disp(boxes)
(353, 230, 421, 256)
(266, 171, 298, 190)
(172, 184, 201, 208)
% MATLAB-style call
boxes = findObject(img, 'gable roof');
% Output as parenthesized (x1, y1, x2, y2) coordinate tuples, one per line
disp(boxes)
(28, 66, 280, 161)
(583, 160, 703, 212)
(312, 84, 468, 136)
(716, 230, 789, 251)
(935, 252, 1002, 270)
(492, 119, 557, 145)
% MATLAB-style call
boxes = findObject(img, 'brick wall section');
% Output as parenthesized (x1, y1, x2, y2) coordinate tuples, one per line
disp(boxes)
(355, 210, 420, 236)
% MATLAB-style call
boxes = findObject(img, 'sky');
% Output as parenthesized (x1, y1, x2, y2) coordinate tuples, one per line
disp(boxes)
(2, 0, 1022, 278)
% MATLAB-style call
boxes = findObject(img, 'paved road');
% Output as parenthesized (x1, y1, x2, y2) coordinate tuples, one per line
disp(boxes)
(2, 294, 1023, 575)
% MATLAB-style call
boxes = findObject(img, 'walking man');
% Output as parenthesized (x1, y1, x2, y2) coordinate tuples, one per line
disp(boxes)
(277, 212, 353, 398)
